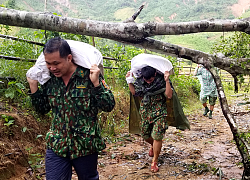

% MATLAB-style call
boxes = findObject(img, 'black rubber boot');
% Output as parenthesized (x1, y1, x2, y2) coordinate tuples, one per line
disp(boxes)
(208, 110, 213, 119)
(203, 106, 209, 116)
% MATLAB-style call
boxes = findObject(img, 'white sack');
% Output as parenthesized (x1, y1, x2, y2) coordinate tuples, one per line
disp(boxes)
(26, 40, 103, 85)
(130, 53, 174, 78)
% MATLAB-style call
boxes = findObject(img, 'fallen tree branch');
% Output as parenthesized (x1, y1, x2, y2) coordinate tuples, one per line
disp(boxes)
(119, 37, 250, 76)
(1, 7, 250, 42)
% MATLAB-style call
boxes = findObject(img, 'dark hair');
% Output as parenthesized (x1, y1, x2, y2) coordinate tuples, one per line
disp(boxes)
(43, 37, 71, 58)
(141, 66, 156, 80)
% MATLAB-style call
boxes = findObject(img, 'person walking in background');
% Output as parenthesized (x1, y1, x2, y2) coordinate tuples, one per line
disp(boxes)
(126, 66, 173, 173)
(194, 64, 218, 119)
(27, 37, 115, 180)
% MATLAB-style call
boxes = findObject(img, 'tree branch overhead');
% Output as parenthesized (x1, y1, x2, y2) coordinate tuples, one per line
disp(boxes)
(1, 7, 250, 42)
(1, 6, 250, 76)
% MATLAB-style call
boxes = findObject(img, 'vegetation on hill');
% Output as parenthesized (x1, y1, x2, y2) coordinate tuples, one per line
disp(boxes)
(0, 0, 244, 52)
(0, 0, 239, 24)
(1, 0, 237, 22)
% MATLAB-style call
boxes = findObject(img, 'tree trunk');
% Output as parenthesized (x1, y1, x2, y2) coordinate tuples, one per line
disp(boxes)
(209, 67, 250, 180)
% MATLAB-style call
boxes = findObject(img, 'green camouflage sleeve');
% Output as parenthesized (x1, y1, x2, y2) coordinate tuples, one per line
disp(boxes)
(29, 86, 51, 115)
(91, 75, 115, 112)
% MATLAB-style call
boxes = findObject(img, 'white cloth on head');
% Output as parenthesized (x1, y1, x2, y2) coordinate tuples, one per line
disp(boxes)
(130, 53, 174, 78)
(26, 40, 103, 85)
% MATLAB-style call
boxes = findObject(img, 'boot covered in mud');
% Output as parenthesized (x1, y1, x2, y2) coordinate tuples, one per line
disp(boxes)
(203, 106, 209, 116)
(208, 110, 213, 119)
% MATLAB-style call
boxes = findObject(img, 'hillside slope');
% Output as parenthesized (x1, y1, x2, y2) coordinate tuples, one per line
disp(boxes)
(1, 0, 250, 55)
(1, 0, 249, 22)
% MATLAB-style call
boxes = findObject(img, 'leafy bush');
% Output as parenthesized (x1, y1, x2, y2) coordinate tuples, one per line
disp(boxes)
(211, 31, 250, 92)
(98, 43, 144, 89)
(172, 74, 200, 108)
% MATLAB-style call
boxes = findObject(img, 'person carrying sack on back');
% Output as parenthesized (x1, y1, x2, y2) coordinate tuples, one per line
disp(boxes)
(126, 65, 172, 173)
(126, 54, 190, 173)
(27, 37, 115, 180)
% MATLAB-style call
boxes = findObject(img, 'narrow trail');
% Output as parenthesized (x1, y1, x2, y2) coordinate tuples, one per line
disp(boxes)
(96, 104, 244, 180)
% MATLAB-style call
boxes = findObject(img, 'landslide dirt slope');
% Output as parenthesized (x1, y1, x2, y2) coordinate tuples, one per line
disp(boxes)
(231, 0, 250, 17)
(0, 104, 49, 180)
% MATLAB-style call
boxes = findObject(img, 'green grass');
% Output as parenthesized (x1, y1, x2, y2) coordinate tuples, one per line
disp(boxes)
(164, 32, 225, 53)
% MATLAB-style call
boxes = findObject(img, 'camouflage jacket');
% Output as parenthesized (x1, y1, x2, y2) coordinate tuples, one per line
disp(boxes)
(134, 74, 168, 124)
(30, 66, 115, 159)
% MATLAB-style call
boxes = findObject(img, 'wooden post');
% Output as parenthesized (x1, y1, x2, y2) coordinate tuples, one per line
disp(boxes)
(92, 37, 95, 47)
(190, 61, 192, 75)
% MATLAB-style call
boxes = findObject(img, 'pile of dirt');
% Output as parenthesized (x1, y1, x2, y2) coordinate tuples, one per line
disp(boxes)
(0, 104, 49, 180)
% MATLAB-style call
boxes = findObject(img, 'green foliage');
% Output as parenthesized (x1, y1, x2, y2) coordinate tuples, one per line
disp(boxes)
(1, 114, 15, 127)
(0, 80, 32, 109)
(4, 81, 25, 99)
(240, 131, 250, 151)
(211, 30, 250, 93)
(212, 32, 250, 59)
(0, 27, 41, 87)
(98, 43, 144, 89)
(25, 146, 45, 175)
(22, 126, 27, 132)
(0, 114, 16, 135)
(165, 32, 222, 53)
(239, 8, 250, 19)
(8, 0, 238, 23)
(186, 161, 210, 175)
(172, 74, 200, 108)
(5, 0, 16, 9)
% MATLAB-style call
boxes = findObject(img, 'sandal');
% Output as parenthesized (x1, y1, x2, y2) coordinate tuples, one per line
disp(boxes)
(148, 148, 153, 157)
(151, 162, 159, 173)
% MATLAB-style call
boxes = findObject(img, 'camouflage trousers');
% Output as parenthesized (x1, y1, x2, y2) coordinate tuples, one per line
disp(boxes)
(201, 96, 217, 106)
(140, 116, 168, 141)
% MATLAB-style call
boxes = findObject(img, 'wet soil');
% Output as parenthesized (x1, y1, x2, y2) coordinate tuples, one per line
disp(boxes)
(97, 104, 243, 180)
(1, 98, 248, 180)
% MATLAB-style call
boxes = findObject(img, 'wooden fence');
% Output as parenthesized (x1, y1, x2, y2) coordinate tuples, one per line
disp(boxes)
(176, 58, 250, 84)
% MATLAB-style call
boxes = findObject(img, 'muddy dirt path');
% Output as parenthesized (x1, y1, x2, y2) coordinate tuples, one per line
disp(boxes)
(96, 104, 243, 180)
(7, 100, 247, 180)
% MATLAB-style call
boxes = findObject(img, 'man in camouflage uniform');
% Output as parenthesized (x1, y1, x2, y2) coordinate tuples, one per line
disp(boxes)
(126, 66, 173, 173)
(194, 64, 217, 119)
(27, 37, 115, 180)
